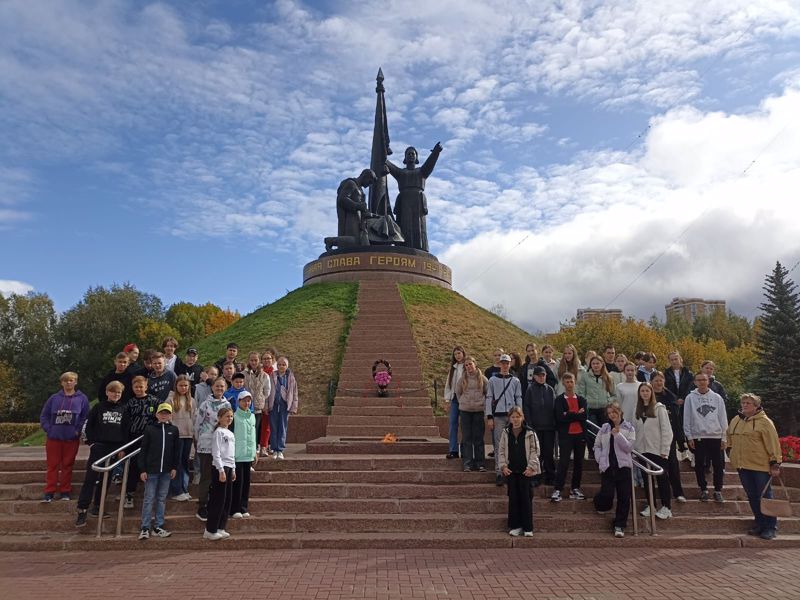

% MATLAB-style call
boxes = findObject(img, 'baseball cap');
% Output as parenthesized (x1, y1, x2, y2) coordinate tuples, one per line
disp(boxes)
(533, 365, 547, 375)
(499, 354, 512, 362)
(156, 403, 173, 413)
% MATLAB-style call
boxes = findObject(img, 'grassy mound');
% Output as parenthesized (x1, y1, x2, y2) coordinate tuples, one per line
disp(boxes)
(192, 283, 357, 415)
(398, 284, 537, 406)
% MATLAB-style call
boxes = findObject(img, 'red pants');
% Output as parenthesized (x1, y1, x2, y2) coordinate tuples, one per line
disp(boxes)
(259, 413, 270, 450)
(44, 438, 80, 495)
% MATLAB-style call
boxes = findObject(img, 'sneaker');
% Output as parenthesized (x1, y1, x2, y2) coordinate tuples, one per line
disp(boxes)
(495, 474, 504, 487)
(699, 490, 710, 502)
(75, 510, 88, 528)
(760, 528, 777, 540)
(260, 448, 268, 457)
(569, 489, 585, 500)
(276, 451, 285, 460)
(203, 530, 223, 541)
(640, 505, 651, 517)
(509, 528, 523, 537)
(217, 529, 231, 539)
(676, 495, 687, 503)
(152, 526, 171, 538)
(138, 528, 149, 540)
(713, 491, 724, 503)
(463, 465, 472, 472)
(59, 493, 71, 501)
(241, 512, 251, 518)
(550, 490, 562, 503)
(656, 506, 673, 520)
(523, 531, 533, 537)
(614, 527, 624, 538)
(250, 466, 256, 472)
(446, 451, 459, 459)
(123, 495, 134, 509)
(196, 508, 208, 522)
(231, 512, 243, 519)
(272, 451, 280, 459)
(478, 465, 487, 472)
(41, 493, 54, 503)
(111, 474, 123, 485)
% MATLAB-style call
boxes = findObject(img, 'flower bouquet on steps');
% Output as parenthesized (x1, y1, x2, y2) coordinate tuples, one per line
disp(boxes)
(372, 359, 392, 397)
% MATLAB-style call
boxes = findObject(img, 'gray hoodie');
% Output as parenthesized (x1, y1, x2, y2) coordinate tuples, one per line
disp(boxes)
(683, 388, 728, 441)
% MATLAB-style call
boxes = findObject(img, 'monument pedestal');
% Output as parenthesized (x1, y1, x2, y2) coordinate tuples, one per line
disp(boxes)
(303, 247, 452, 289)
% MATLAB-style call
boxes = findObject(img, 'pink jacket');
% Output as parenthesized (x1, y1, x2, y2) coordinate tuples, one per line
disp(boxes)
(267, 370, 299, 414)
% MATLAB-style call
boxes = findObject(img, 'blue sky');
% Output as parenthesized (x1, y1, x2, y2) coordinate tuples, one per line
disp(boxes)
(2, 0, 800, 332)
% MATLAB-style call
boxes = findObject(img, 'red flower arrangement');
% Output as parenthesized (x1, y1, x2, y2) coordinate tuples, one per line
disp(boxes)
(780, 437, 800, 464)
(372, 359, 392, 397)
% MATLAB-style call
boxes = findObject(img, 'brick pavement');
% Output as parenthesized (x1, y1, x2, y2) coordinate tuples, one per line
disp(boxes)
(1, 548, 798, 599)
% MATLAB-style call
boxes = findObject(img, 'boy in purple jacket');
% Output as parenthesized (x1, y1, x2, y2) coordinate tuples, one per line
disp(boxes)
(39, 372, 90, 502)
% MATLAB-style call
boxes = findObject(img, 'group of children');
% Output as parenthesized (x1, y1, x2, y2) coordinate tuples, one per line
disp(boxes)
(446, 343, 736, 537)
(40, 338, 300, 540)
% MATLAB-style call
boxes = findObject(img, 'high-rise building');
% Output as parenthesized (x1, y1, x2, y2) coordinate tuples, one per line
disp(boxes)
(576, 308, 623, 322)
(665, 297, 726, 323)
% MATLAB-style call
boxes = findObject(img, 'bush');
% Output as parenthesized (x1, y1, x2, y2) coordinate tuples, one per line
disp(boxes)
(0, 422, 40, 444)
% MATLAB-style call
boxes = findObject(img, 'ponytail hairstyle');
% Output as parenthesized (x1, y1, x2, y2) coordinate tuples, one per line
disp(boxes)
(214, 407, 233, 430)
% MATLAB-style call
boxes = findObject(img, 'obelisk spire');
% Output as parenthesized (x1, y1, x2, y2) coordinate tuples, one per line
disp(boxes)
(368, 68, 392, 216)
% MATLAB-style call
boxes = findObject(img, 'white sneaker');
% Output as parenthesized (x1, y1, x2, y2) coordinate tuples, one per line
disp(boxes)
(231, 512, 243, 519)
(242, 512, 251, 518)
(203, 530, 223, 541)
(640, 505, 651, 517)
(656, 506, 673, 520)
(676, 495, 687, 503)
(276, 451, 285, 460)
(509, 528, 523, 537)
(272, 452, 280, 459)
(260, 448, 268, 457)
(217, 529, 231, 539)
(250, 466, 255, 472)
(523, 531, 533, 537)
(614, 527, 625, 538)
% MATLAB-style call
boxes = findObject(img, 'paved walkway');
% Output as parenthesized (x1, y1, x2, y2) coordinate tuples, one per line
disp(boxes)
(1, 548, 798, 599)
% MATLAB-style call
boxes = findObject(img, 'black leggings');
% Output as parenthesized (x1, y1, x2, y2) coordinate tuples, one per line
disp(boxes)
(206, 466, 234, 534)
(554, 433, 585, 492)
(507, 473, 533, 532)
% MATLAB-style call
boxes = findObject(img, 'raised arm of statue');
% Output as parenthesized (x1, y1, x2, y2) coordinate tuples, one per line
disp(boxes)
(420, 142, 442, 178)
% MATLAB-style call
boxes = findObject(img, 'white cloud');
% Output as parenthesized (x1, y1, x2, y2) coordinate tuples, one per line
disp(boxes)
(0, 279, 33, 296)
(443, 79, 800, 332)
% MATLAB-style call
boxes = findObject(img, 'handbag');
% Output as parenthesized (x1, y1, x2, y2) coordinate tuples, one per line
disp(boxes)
(760, 476, 793, 518)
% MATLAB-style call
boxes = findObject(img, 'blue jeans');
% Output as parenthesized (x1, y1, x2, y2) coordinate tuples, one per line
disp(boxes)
(448, 397, 460, 454)
(270, 399, 289, 452)
(140, 472, 171, 530)
(170, 438, 193, 497)
(738, 468, 778, 532)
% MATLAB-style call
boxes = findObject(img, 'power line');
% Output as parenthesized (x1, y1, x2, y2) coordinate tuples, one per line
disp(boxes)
(460, 232, 531, 291)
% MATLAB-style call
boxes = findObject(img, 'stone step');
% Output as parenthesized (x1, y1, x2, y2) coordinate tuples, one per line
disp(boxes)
(331, 406, 434, 416)
(334, 396, 431, 407)
(341, 352, 420, 360)
(2, 512, 798, 535)
(337, 380, 427, 390)
(327, 416, 435, 426)
(6, 495, 789, 517)
(306, 437, 449, 455)
(3, 531, 798, 552)
(325, 425, 442, 437)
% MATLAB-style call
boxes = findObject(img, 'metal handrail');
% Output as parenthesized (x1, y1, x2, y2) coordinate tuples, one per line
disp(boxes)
(584, 420, 665, 536)
(90, 435, 143, 538)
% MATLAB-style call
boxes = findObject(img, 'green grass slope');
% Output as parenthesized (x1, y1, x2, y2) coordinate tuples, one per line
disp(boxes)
(398, 284, 538, 407)
(192, 283, 357, 415)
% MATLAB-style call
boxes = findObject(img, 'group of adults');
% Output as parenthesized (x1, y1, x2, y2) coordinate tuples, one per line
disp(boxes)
(443, 343, 785, 539)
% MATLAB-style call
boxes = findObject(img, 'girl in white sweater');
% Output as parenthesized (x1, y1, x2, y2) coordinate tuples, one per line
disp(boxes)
(633, 384, 674, 519)
(204, 407, 236, 541)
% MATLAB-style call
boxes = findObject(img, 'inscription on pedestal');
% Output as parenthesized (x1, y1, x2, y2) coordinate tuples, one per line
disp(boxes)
(303, 251, 452, 287)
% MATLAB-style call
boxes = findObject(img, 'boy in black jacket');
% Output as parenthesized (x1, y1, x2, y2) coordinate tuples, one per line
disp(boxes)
(75, 381, 127, 528)
(137, 403, 180, 539)
(121, 375, 159, 509)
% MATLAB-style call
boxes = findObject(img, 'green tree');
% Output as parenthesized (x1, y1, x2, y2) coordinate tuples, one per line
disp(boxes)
(753, 262, 800, 435)
(57, 283, 164, 399)
(0, 293, 60, 420)
(137, 320, 181, 353)
(164, 302, 240, 347)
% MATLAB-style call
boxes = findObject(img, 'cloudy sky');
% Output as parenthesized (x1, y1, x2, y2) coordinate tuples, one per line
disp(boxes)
(1, 0, 799, 332)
